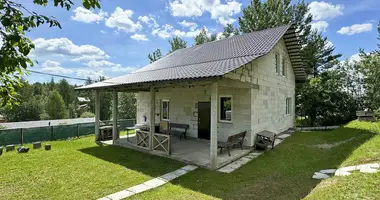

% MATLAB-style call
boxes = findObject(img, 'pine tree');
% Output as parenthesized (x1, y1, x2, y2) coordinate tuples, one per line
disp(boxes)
(148, 49, 162, 63)
(46, 90, 68, 119)
(194, 27, 209, 45)
(168, 36, 187, 53)
(222, 24, 235, 39)
(239, 0, 312, 46)
(302, 30, 342, 77)
(195, 27, 217, 45)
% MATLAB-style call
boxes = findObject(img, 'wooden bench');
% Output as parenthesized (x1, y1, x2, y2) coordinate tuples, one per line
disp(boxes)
(255, 130, 276, 149)
(217, 131, 247, 156)
(164, 123, 189, 140)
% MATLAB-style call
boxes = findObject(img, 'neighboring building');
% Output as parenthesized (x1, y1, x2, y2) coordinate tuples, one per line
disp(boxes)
(78, 24, 306, 170)
(77, 97, 91, 111)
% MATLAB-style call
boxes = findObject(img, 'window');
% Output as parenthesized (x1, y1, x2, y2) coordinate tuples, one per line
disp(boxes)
(161, 100, 169, 120)
(282, 58, 286, 76)
(286, 98, 291, 115)
(275, 53, 280, 75)
(219, 96, 232, 122)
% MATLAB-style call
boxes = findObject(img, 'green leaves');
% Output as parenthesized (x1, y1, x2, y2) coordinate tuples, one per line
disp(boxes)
(168, 36, 187, 53)
(148, 49, 163, 63)
(0, 0, 101, 107)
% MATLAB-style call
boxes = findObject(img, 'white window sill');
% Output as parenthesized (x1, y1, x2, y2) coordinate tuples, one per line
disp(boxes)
(218, 120, 233, 124)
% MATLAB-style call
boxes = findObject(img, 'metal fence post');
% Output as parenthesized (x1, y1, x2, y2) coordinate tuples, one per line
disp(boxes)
(77, 124, 80, 138)
(50, 126, 54, 141)
(20, 128, 24, 145)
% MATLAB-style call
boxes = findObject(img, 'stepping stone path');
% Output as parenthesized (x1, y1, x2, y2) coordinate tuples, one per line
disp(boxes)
(218, 133, 293, 173)
(99, 165, 198, 200)
(312, 163, 379, 179)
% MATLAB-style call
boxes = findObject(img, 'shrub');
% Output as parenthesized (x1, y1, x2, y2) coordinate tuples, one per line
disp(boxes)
(80, 112, 95, 118)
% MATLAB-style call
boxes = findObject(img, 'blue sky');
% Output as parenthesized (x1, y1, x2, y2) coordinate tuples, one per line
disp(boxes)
(22, 0, 380, 85)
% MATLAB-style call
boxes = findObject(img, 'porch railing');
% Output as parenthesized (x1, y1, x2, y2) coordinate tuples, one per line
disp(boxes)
(136, 130, 150, 149)
(152, 133, 171, 155)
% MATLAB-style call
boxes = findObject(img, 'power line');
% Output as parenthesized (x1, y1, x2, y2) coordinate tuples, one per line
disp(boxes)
(27, 70, 88, 81)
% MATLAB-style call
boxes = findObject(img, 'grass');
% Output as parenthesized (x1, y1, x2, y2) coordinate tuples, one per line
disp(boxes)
(1, 121, 379, 200)
(132, 120, 380, 200)
(0, 135, 183, 200)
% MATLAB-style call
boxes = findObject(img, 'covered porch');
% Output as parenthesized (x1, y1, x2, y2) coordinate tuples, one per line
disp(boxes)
(93, 77, 258, 170)
(103, 134, 251, 169)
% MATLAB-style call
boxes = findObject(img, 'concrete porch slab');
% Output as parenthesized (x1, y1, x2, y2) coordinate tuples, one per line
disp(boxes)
(102, 135, 251, 170)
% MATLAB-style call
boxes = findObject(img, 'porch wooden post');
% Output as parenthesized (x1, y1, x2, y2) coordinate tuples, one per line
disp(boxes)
(149, 86, 155, 150)
(210, 82, 218, 170)
(95, 90, 100, 142)
(112, 89, 119, 143)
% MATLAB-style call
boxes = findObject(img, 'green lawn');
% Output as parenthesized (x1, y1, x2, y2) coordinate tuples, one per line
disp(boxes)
(132, 121, 380, 200)
(0, 135, 183, 200)
(1, 121, 379, 200)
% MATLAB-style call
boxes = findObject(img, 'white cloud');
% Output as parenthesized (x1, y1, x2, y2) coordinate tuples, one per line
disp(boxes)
(100, 30, 106, 34)
(138, 15, 159, 28)
(349, 53, 362, 64)
(178, 20, 198, 31)
(87, 60, 120, 68)
(71, 7, 108, 23)
(76, 69, 107, 79)
(326, 40, 333, 48)
(130, 33, 149, 41)
(105, 7, 142, 33)
(111, 66, 138, 73)
(152, 24, 174, 39)
(87, 60, 138, 73)
(169, 0, 241, 25)
(308, 1, 344, 20)
(153, 23, 206, 39)
(41, 60, 73, 74)
(311, 21, 329, 32)
(32, 38, 109, 61)
(337, 23, 373, 35)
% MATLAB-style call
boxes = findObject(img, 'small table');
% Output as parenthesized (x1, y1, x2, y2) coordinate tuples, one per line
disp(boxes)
(255, 130, 276, 149)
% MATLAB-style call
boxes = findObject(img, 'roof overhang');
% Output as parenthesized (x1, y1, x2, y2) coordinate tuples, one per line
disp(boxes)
(75, 76, 222, 92)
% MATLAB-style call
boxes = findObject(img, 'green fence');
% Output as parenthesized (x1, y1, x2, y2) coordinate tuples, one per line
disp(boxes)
(0, 119, 135, 146)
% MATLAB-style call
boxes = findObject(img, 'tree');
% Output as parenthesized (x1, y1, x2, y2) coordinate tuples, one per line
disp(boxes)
(58, 79, 76, 107)
(194, 27, 217, 45)
(0, 0, 101, 107)
(221, 23, 239, 39)
(239, 0, 312, 46)
(46, 90, 67, 119)
(296, 70, 358, 126)
(118, 93, 136, 119)
(148, 49, 163, 63)
(356, 22, 380, 109)
(168, 36, 187, 52)
(302, 30, 342, 77)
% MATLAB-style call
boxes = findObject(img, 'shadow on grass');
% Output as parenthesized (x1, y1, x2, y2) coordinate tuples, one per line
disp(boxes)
(78, 126, 377, 200)
(79, 144, 184, 178)
(167, 127, 377, 200)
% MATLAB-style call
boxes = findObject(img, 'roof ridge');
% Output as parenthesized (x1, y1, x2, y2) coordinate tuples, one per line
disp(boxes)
(173, 24, 291, 53)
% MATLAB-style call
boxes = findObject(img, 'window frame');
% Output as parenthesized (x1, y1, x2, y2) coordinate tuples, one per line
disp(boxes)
(275, 52, 280, 75)
(286, 98, 291, 115)
(161, 99, 170, 121)
(219, 95, 233, 123)
(282, 58, 286, 77)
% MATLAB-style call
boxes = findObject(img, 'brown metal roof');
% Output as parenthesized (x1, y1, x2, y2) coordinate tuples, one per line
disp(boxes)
(78, 24, 306, 90)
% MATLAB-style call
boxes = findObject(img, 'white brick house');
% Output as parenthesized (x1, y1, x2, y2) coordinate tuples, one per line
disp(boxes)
(79, 25, 306, 170)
